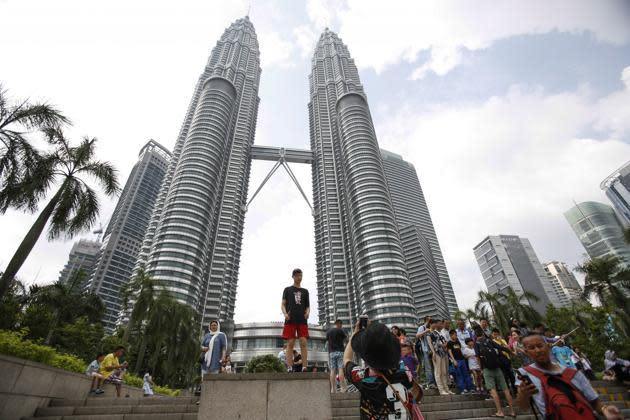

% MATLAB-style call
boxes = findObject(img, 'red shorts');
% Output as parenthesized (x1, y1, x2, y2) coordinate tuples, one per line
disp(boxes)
(282, 323, 309, 339)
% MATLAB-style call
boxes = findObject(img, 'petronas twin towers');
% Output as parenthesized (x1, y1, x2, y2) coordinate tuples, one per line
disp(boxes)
(134, 17, 456, 332)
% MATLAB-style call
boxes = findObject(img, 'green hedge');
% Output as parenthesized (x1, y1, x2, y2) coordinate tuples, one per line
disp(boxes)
(245, 354, 286, 373)
(0, 329, 85, 373)
(0, 330, 178, 396)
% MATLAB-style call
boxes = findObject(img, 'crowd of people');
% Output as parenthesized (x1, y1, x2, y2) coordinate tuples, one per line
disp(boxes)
(83, 267, 626, 420)
(333, 315, 624, 419)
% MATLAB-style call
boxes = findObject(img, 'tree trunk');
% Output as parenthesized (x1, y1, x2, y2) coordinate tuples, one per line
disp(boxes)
(134, 334, 148, 375)
(0, 185, 64, 300)
(44, 308, 60, 345)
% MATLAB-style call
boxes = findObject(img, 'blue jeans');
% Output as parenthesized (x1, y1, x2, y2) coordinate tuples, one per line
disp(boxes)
(454, 359, 473, 392)
(422, 351, 435, 385)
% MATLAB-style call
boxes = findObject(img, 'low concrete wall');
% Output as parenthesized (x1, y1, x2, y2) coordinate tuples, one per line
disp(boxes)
(199, 372, 332, 420)
(0, 354, 145, 420)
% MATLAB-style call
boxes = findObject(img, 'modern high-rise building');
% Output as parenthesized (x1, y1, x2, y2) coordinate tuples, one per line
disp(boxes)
(564, 201, 630, 265)
(58, 239, 101, 287)
(473, 235, 561, 314)
(308, 29, 417, 329)
(544, 261, 582, 304)
(134, 17, 261, 333)
(86, 140, 170, 332)
(601, 160, 630, 226)
(381, 149, 457, 319)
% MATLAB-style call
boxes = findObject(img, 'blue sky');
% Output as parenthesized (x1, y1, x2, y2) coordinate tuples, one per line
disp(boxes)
(1, 0, 629, 323)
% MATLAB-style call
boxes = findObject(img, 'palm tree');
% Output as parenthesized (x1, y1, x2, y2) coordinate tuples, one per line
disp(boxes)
(0, 85, 69, 210)
(576, 256, 630, 335)
(28, 270, 105, 344)
(498, 287, 542, 328)
(474, 290, 509, 330)
(453, 309, 478, 325)
(120, 269, 157, 344)
(0, 127, 119, 300)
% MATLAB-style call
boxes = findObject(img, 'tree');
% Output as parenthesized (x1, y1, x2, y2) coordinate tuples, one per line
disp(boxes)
(27, 271, 105, 344)
(0, 127, 119, 300)
(453, 309, 478, 325)
(546, 302, 628, 371)
(576, 256, 630, 336)
(474, 290, 508, 332)
(120, 268, 157, 345)
(0, 277, 28, 330)
(498, 287, 542, 328)
(0, 84, 69, 207)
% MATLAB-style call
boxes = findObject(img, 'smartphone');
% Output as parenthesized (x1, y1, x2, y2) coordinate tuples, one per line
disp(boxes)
(359, 315, 368, 330)
(516, 371, 538, 393)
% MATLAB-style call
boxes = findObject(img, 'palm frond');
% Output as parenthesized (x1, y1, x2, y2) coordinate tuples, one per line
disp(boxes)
(47, 179, 81, 239)
(78, 160, 120, 196)
(65, 183, 99, 238)
(0, 102, 70, 131)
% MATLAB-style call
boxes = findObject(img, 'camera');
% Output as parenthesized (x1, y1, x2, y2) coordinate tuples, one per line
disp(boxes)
(359, 315, 368, 329)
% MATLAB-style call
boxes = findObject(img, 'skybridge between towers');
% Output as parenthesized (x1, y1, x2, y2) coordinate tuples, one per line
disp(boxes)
(246, 145, 315, 214)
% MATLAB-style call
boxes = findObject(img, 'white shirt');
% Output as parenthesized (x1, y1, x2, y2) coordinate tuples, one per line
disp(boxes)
(463, 347, 480, 370)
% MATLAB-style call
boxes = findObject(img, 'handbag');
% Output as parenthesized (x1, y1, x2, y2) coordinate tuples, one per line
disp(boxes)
(379, 374, 424, 420)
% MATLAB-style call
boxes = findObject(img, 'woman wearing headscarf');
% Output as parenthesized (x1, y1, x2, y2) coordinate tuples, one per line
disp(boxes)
(201, 320, 227, 376)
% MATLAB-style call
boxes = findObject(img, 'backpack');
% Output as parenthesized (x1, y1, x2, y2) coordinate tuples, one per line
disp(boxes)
(477, 339, 500, 369)
(523, 366, 596, 420)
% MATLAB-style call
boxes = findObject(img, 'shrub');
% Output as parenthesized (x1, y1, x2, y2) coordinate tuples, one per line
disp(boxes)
(0, 329, 85, 373)
(244, 354, 286, 373)
(0, 330, 179, 395)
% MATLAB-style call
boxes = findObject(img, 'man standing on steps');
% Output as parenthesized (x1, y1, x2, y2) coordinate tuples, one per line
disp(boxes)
(326, 319, 348, 392)
(281, 268, 310, 372)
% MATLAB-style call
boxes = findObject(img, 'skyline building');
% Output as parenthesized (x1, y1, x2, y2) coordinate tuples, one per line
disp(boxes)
(134, 17, 262, 332)
(564, 201, 630, 265)
(473, 235, 561, 314)
(86, 140, 171, 332)
(543, 261, 582, 304)
(380, 149, 457, 319)
(601, 160, 630, 226)
(58, 239, 101, 287)
(308, 29, 417, 329)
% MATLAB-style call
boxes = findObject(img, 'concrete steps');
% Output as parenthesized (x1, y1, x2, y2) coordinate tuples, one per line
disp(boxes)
(22, 396, 199, 420)
(331, 381, 630, 420)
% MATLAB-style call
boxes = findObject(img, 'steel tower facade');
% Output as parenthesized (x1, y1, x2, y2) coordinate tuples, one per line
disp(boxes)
(309, 30, 417, 329)
(135, 17, 261, 330)
(88, 140, 170, 332)
(380, 149, 458, 317)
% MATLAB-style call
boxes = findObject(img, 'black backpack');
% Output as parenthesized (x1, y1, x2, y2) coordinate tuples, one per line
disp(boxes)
(477, 339, 500, 369)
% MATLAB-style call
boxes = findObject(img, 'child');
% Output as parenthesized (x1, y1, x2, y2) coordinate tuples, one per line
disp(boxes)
(447, 330, 474, 394)
(463, 338, 483, 393)
(86, 353, 106, 395)
(401, 342, 418, 379)
(143, 372, 155, 396)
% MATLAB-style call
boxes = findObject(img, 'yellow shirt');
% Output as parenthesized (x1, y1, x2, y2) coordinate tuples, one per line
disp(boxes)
(99, 353, 119, 378)
(493, 337, 511, 359)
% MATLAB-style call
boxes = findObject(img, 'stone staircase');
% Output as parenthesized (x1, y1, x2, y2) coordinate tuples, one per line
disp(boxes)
(332, 381, 630, 420)
(21, 396, 199, 420)
(17, 380, 628, 420)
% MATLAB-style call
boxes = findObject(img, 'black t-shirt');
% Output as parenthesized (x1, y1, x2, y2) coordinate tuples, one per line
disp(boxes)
(282, 286, 310, 324)
(447, 340, 464, 360)
(326, 327, 347, 352)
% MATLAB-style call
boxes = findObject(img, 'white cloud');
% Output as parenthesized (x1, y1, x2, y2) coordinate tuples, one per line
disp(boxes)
(374, 69, 630, 310)
(293, 24, 318, 58)
(309, 0, 630, 75)
(258, 31, 295, 69)
(623, 66, 630, 89)
(410, 45, 463, 80)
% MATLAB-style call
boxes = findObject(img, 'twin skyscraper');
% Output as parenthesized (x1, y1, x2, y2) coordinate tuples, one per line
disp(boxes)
(103, 17, 459, 333)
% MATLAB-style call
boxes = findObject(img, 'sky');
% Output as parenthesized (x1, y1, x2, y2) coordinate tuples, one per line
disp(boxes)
(1, 0, 629, 324)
